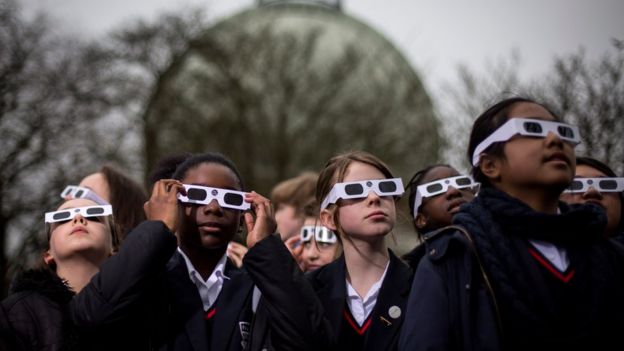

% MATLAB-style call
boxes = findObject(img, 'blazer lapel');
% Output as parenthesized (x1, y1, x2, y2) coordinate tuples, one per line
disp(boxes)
(211, 261, 254, 351)
(364, 251, 413, 351)
(313, 255, 348, 343)
(166, 252, 208, 351)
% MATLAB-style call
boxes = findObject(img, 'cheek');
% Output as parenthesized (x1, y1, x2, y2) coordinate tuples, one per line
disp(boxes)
(319, 249, 335, 262)
(605, 196, 622, 221)
(560, 193, 583, 204)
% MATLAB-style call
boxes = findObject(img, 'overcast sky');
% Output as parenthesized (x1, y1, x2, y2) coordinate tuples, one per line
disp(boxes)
(22, 0, 624, 92)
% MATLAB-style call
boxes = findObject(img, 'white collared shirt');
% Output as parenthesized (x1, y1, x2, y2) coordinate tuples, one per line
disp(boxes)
(345, 261, 390, 326)
(528, 207, 569, 272)
(178, 247, 230, 311)
(529, 239, 569, 271)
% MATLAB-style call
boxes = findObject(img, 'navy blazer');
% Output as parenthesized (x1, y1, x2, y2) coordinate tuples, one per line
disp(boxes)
(244, 235, 413, 351)
(308, 251, 413, 351)
(164, 251, 255, 351)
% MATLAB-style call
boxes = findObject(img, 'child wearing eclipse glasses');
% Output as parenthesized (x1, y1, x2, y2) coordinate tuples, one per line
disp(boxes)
(402, 164, 479, 271)
(560, 156, 624, 243)
(1, 184, 178, 349)
(399, 97, 624, 351)
(243, 150, 412, 350)
(298, 202, 342, 272)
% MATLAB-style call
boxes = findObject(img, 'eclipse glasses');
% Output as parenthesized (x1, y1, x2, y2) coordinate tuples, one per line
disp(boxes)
(45, 205, 113, 223)
(564, 177, 624, 193)
(60, 185, 109, 205)
(412, 175, 479, 217)
(472, 118, 581, 166)
(177, 184, 250, 211)
(320, 178, 404, 210)
(300, 225, 337, 244)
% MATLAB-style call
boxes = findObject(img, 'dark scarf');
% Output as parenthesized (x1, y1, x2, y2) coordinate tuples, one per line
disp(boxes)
(454, 187, 624, 349)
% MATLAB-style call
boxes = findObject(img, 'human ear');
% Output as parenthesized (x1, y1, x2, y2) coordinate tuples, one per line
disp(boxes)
(415, 213, 428, 230)
(320, 208, 337, 231)
(43, 251, 55, 266)
(479, 155, 501, 181)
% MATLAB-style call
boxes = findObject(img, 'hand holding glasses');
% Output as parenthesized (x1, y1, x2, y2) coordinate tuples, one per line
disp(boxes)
(177, 184, 250, 211)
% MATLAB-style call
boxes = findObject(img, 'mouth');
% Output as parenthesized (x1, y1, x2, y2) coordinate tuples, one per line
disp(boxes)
(198, 222, 224, 233)
(447, 199, 466, 213)
(365, 211, 387, 219)
(71, 226, 88, 235)
(584, 200, 605, 209)
(306, 264, 321, 271)
(544, 152, 570, 165)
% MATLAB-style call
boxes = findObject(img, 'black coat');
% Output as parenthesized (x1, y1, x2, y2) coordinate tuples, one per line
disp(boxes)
(160, 251, 256, 351)
(244, 234, 413, 351)
(399, 187, 624, 351)
(397, 225, 501, 351)
(1, 220, 177, 351)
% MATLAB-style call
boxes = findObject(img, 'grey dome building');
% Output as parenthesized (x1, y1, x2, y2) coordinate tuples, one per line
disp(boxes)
(144, 0, 442, 194)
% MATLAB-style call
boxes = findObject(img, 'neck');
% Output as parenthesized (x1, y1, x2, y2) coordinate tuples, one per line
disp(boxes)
(495, 184, 560, 214)
(180, 244, 226, 280)
(56, 258, 101, 293)
(342, 236, 389, 298)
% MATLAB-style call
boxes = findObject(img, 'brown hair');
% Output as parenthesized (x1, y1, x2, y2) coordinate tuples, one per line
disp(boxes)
(271, 171, 318, 215)
(316, 151, 395, 241)
(99, 165, 147, 241)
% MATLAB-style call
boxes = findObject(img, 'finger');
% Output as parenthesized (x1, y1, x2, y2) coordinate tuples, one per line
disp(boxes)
(233, 243, 249, 255)
(168, 182, 186, 198)
(285, 236, 299, 248)
(244, 212, 255, 234)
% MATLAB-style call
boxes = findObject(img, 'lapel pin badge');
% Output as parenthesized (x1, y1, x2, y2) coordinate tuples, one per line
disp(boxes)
(388, 305, 401, 319)
(379, 315, 392, 326)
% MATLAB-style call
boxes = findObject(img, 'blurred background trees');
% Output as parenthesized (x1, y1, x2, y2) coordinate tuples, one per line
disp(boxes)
(0, 0, 622, 296)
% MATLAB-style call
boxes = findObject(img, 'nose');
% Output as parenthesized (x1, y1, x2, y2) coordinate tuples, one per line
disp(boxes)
(544, 131, 564, 148)
(306, 246, 320, 261)
(201, 199, 223, 214)
(366, 190, 381, 205)
(582, 186, 603, 200)
(445, 186, 461, 198)
(73, 214, 87, 225)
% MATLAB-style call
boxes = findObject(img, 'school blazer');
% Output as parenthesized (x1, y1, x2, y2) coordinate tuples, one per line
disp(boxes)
(164, 252, 255, 351)
(243, 235, 413, 351)
(307, 251, 413, 351)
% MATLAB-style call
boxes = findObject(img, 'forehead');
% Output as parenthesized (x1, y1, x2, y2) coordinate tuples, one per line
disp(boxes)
(303, 216, 319, 226)
(575, 164, 607, 178)
(342, 161, 385, 182)
(507, 102, 556, 122)
(58, 198, 98, 211)
(422, 166, 460, 184)
(182, 163, 241, 190)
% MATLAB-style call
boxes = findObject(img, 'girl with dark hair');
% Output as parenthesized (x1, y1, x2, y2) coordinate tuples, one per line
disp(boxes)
(402, 165, 479, 270)
(561, 156, 624, 243)
(399, 97, 624, 350)
(52, 152, 275, 350)
(244, 150, 412, 350)
(158, 152, 276, 350)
